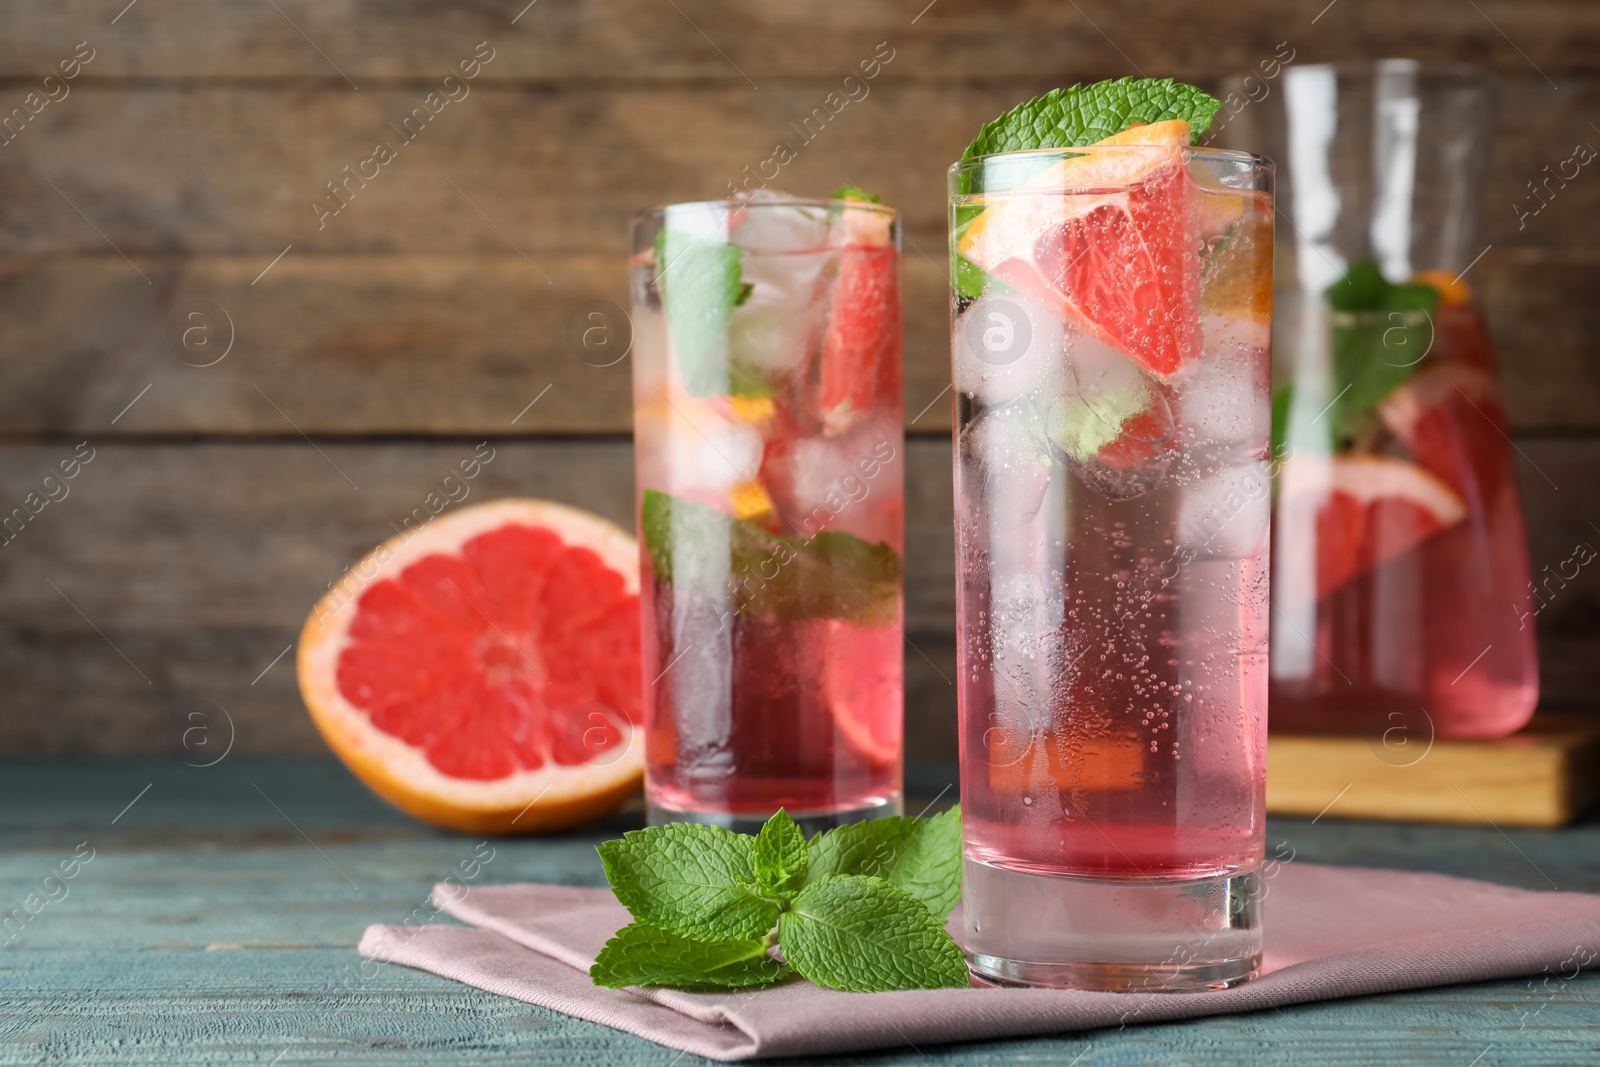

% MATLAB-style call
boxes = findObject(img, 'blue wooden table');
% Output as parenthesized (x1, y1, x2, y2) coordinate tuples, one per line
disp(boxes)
(1, 757, 1596, 1065)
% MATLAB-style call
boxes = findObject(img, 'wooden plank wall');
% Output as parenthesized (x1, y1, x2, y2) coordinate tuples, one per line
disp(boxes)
(1, 1, 1597, 761)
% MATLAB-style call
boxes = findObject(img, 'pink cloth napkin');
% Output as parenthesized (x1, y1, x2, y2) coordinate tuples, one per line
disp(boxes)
(358, 863, 1600, 1061)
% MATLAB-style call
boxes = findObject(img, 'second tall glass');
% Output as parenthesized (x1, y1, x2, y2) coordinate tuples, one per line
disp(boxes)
(950, 142, 1274, 989)
(630, 194, 905, 834)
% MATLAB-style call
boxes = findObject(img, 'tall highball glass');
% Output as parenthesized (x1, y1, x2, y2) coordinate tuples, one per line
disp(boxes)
(630, 194, 905, 835)
(949, 142, 1274, 989)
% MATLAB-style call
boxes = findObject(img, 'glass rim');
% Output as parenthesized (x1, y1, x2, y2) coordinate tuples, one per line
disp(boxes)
(948, 143, 1270, 182)
(631, 195, 898, 225)
(1225, 56, 1494, 90)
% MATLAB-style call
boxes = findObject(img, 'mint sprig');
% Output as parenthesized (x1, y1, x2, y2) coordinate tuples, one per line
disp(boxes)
(960, 78, 1223, 163)
(591, 807, 968, 993)
(1324, 259, 1440, 447)
(640, 489, 902, 625)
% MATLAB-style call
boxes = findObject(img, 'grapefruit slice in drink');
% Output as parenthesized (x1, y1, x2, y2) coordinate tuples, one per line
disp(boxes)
(823, 618, 902, 766)
(297, 498, 643, 834)
(1378, 363, 1508, 502)
(818, 204, 899, 435)
(1279, 455, 1467, 600)
(957, 119, 1199, 378)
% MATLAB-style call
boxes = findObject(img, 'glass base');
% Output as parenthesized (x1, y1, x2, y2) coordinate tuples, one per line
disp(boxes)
(646, 795, 901, 837)
(962, 859, 1263, 992)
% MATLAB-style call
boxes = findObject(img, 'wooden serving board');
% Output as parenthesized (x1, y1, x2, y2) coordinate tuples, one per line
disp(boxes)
(1267, 715, 1600, 828)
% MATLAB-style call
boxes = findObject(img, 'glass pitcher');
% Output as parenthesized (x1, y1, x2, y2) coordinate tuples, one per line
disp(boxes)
(1220, 60, 1538, 739)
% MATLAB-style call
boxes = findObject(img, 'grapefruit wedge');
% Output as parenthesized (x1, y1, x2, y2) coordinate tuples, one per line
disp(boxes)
(1279, 455, 1467, 600)
(957, 119, 1199, 377)
(297, 498, 643, 834)
(1378, 363, 1508, 501)
(819, 205, 900, 435)
(823, 619, 902, 766)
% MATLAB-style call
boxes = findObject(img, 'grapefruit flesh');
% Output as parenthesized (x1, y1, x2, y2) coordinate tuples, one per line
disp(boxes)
(823, 618, 903, 766)
(1094, 399, 1176, 471)
(1282, 456, 1468, 599)
(819, 225, 899, 435)
(298, 499, 643, 834)
(957, 119, 1199, 377)
(1379, 363, 1508, 502)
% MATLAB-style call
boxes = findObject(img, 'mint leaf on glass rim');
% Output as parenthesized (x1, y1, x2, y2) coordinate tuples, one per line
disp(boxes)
(591, 922, 789, 990)
(597, 822, 780, 941)
(752, 809, 808, 898)
(960, 78, 1224, 162)
(778, 874, 970, 992)
(806, 805, 963, 917)
(830, 184, 883, 203)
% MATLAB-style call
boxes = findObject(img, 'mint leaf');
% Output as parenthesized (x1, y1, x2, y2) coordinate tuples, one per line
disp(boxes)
(830, 185, 882, 203)
(654, 227, 763, 397)
(1324, 260, 1439, 446)
(752, 810, 808, 899)
(961, 78, 1223, 164)
(591, 808, 968, 993)
(778, 875, 969, 992)
(951, 204, 1011, 303)
(1271, 386, 1295, 460)
(597, 823, 779, 941)
(806, 805, 963, 917)
(1327, 259, 1387, 311)
(590, 922, 789, 990)
(953, 252, 1011, 304)
(1046, 384, 1150, 463)
(640, 489, 902, 624)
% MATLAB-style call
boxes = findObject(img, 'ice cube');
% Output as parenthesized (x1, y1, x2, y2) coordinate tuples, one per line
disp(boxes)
(1042, 333, 1175, 500)
(831, 201, 893, 247)
(1177, 460, 1272, 560)
(954, 294, 1066, 406)
(768, 410, 901, 544)
(661, 200, 730, 244)
(1064, 444, 1174, 501)
(986, 570, 1065, 744)
(962, 403, 1056, 525)
(727, 269, 827, 381)
(1175, 345, 1269, 448)
(1202, 311, 1271, 355)
(1062, 331, 1150, 401)
(727, 197, 834, 384)
(635, 398, 765, 499)
(731, 191, 830, 252)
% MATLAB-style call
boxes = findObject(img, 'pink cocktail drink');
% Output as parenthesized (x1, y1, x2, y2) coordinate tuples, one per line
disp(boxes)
(950, 135, 1273, 989)
(1271, 297, 1539, 739)
(630, 194, 905, 832)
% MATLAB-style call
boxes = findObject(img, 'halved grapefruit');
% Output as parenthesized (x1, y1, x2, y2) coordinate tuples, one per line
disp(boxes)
(297, 498, 643, 834)
(1279, 456, 1467, 599)
(957, 119, 1199, 377)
